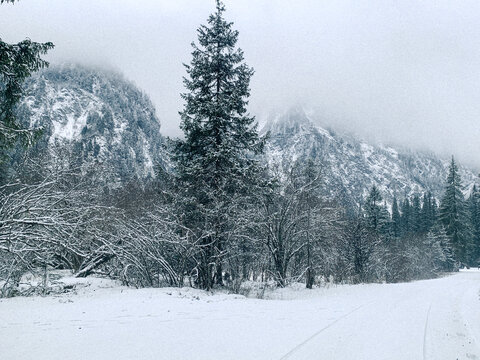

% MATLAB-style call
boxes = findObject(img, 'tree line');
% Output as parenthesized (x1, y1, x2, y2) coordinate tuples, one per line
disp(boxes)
(0, 0, 478, 297)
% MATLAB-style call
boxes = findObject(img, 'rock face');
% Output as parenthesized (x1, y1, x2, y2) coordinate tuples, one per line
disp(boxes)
(263, 107, 478, 209)
(17, 64, 165, 184)
(16, 65, 477, 209)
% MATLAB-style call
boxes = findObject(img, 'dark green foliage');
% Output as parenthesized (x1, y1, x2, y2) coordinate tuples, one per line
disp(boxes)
(420, 192, 436, 233)
(410, 195, 421, 233)
(379, 157, 480, 270)
(467, 184, 480, 264)
(358, 185, 453, 283)
(392, 193, 437, 237)
(364, 185, 385, 232)
(0, 0, 53, 185)
(0, 35, 53, 162)
(174, 1, 264, 289)
(391, 196, 401, 237)
(439, 157, 470, 264)
(1, 0, 467, 294)
(400, 198, 411, 235)
(342, 217, 384, 284)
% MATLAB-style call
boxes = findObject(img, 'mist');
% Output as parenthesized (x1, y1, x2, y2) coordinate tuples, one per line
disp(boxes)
(2, 0, 480, 167)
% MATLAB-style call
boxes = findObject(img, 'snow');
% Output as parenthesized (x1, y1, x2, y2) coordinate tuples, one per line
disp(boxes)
(142, 136, 155, 176)
(263, 108, 479, 210)
(1, 271, 479, 359)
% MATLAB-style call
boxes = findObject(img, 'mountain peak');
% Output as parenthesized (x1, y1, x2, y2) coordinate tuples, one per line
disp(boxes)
(17, 64, 165, 183)
(261, 106, 316, 134)
(264, 108, 477, 209)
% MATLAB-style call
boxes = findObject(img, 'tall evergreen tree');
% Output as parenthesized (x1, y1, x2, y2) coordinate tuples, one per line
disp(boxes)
(0, 0, 53, 163)
(400, 198, 411, 236)
(468, 184, 480, 264)
(391, 196, 401, 238)
(174, 0, 264, 289)
(380, 201, 392, 235)
(420, 192, 435, 233)
(364, 185, 387, 232)
(439, 157, 469, 264)
(431, 197, 438, 224)
(410, 194, 422, 233)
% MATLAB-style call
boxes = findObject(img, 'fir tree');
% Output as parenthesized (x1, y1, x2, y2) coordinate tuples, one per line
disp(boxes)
(400, 198, 411, 236)
(468, 184, 480, 264)
(439, 157, 469, 264)
(174, 0, 264, 289)
(364, 185, 387, 232)
(431, 197, 438, 224)
(410, 195, 421, 233)
(428, 225, 456, 271)
(380, 201, 392, 235)
(391, 196, 401, 238)
(420, 192, 435, 233)
(0, 0, 54, 163)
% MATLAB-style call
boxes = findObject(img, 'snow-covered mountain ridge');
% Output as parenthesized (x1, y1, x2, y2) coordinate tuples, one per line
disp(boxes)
(263, 107, 478, 208)
(15, 65, 478, 208)
(16, 64, 165, 183)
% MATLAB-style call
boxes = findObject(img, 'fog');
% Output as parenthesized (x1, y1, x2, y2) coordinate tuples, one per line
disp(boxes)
(2, 0, 480, 167)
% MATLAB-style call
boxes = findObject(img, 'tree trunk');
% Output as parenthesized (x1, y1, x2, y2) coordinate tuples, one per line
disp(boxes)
(215, 261, 223, 286)
(306, 267, 314, 289)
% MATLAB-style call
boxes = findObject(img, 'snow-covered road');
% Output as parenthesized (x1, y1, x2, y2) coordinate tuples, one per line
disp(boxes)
(1, 271, 479, 360)
(282, 270, 480, 360)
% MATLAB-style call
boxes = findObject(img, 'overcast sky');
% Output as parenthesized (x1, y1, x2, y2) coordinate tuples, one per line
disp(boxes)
(2, 0, 480, 167)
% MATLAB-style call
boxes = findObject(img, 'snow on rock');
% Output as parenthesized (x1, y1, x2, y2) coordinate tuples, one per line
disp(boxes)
(17, 64, 166, 183)
(263, 107, 478, 209)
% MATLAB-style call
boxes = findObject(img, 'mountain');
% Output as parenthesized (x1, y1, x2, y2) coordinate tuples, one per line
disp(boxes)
(15, 64, 165, 184)
(263, 107, 478, 209)
(13, 65, 478, 209)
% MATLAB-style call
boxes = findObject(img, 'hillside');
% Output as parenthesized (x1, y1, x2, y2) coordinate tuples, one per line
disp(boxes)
(13, 66, 478, 207)
(15, 64, 165, 184)
(263, 107, 478, 209)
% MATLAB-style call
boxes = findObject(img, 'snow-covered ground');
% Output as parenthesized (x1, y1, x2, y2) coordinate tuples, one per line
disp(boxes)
(1, 270, 479, 360)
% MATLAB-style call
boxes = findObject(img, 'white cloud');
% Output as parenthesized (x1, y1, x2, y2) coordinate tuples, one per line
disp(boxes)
(3, 0, 480, 167)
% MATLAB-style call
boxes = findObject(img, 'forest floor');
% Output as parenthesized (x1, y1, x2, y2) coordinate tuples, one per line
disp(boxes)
(1, 270, 479, 360)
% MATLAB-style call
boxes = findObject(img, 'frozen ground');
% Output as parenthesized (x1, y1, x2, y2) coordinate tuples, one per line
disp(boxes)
(1, 270, 479, 360)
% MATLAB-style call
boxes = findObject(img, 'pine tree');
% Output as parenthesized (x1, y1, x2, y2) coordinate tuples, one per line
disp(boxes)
(468, 184, 480, 265)
(410, 194, 421, 233)
(428, 225, 456, 272)
(391, 196, 401, 238)
(0, 1, 54, 163)
(364, 186, 387, 232)
(439, 157, 469, 264)
(174, 0, 264, 289)
(420, 192, 435, 233)
(431, 197, 438, 224)
(380, 201, 392, 235)
(400, 198, 411, 236)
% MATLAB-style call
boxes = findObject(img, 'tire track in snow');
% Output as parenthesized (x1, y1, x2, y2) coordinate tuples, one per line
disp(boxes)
(279, 304, 367, 360)
(423, 302, 433, 360)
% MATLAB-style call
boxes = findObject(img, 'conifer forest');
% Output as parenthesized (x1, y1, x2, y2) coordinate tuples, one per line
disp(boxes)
(2, 1, 480, 359)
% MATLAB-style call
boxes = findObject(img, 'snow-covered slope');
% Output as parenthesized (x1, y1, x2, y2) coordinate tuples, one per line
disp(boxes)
(16, 64, 165, 183)
(263, 108, 478, 209)
(15, 66, 478, 208)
